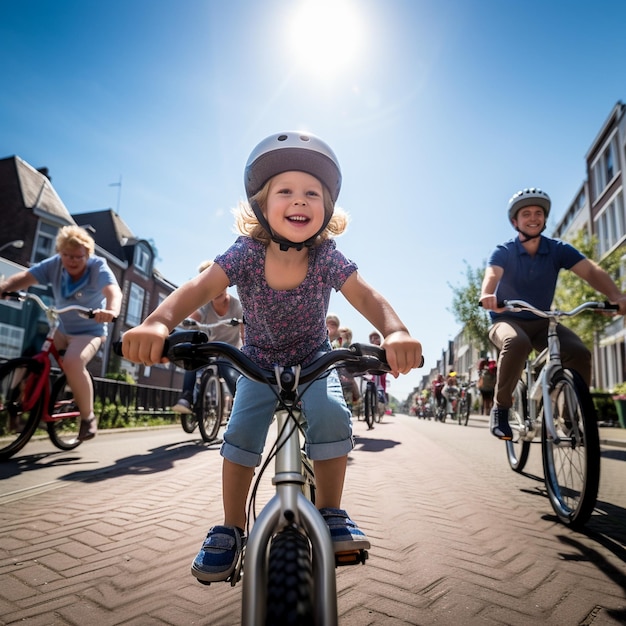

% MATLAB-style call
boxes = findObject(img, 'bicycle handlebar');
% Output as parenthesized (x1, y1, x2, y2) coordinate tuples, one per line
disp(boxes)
(113, 331, 424, 386)
(2, 290, 118, 320)
(479, 298, 620, 317)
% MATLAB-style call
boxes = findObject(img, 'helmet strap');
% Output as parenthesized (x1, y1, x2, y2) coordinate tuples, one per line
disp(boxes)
(516, 224, 546, 242)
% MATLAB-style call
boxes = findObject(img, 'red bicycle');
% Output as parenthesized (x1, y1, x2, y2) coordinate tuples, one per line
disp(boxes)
(0, 291, 104, 460)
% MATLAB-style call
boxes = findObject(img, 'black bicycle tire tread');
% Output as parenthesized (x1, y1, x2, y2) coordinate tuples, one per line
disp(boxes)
(198, 371, 222, 442)
(265, 526, 314, 626)
(507, 380, 530, 472)
(542, 369, 600, 528)
(0, 358, 45, 460)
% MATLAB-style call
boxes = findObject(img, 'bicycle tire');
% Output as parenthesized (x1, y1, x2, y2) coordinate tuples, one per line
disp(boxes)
(47, 373, 92, 450)
(541, 369, 600, 528)
(265, 526, 314, 626)
(0, 358, 46, 461)
(364, 383, 375, 429)
(506, 380, 531, 472)
(198, 370, 222, 442)
(180, 414, 198, 433)
(464, 393, 471, 426)
(457, 397, 465, 426)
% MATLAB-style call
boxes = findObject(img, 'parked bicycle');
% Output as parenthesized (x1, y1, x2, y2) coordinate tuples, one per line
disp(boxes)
(0, 291, 110, 461)
(176, 317, 242, 442)
(151, 331, 421, 624)
(502, 299, 619, 528)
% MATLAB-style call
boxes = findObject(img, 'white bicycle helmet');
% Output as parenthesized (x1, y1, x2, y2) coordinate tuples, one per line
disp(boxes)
(507, 187, 551, 223)
(244, 131, 342, 250)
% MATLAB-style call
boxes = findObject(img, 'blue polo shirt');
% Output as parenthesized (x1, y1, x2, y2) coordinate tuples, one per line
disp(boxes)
(28, 254, 118, 336)
(488, 236, 585, 321)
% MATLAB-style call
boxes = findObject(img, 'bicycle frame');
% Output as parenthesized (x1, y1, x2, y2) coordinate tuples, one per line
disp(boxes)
(156, 336, 400, 625)
(242, 380, 338, 625)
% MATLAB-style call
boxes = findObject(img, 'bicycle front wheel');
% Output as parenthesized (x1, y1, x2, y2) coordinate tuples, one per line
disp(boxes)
(0, 358, 45, 461)
(364, 383, 376, 429)
(47, 373, 91, 450)
(198, 371, 222, 442)
(265, 526, 314, 626)
(180, 414, 198, 433)
(506, 380, 531, 472)
(542, 369, 600, 528)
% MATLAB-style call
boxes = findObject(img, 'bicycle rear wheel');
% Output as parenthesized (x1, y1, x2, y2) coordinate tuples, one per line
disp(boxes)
(198, 370, 222, 442)
(542, 369, 600, 528)
(506, 380, 531, 472)
(0, 358, 45, 461)
(46, 373, 91, 450)
(363, 383, 376, 429)
(265, 526, 314, 626)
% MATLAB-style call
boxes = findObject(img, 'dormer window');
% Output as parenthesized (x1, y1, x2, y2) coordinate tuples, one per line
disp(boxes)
(133, 243, 152, 276)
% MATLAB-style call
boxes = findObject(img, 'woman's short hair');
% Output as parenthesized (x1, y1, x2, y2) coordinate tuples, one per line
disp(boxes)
(55, 225, 95, 256)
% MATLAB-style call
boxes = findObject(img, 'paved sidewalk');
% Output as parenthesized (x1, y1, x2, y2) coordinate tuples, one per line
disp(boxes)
(1, 414, 625, 625)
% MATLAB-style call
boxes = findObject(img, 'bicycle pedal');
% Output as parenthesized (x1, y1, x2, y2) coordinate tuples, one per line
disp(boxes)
(335, 549, 368, 566)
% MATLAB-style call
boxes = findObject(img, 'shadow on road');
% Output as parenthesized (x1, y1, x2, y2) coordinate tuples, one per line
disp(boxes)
(353, 436, 401, 453)
(557, 533, 626, 619)
(0, 450, 91, 480)
(59, 439, 218, 483)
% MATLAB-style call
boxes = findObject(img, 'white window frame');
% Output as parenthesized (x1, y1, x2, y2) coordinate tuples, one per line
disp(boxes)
(126, 283, 145, 326)
(32, 222, 58, 264)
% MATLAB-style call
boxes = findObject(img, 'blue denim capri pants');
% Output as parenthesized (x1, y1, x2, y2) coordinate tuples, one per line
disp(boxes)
(220, 369, 353, 467)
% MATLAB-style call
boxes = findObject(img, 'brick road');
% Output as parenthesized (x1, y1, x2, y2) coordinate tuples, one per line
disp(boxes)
(1, 415, 625, 625)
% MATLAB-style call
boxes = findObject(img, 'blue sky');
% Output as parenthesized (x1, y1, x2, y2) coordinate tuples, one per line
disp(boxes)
(2, 0, 625, 400)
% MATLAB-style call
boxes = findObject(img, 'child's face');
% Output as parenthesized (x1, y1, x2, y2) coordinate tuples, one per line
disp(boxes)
(265, 171, 325, 244)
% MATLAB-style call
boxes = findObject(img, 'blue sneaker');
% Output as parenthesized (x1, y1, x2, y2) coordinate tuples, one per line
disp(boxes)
(191, 525, 245, 583)
(490, 407, 512, 440)
(319, 508, 370, 552)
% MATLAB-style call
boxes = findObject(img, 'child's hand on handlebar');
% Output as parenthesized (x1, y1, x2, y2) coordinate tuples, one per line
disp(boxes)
(122, 321, 170, 366)
(381, 331, 423, 376)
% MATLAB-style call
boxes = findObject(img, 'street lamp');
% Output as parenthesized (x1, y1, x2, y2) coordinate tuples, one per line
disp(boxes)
(0, 239, 24, 254)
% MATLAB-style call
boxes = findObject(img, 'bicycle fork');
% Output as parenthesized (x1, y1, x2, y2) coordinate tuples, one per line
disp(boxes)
(241, 410, 338, 625)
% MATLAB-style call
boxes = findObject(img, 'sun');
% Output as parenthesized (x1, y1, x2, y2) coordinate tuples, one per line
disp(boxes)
(287, 0, 364, 77)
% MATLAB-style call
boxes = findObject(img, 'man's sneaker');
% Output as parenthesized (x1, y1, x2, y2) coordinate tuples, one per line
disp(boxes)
(191, 525, 246, 583)
(490, 407, 512, 440)
(319, 508, 370, 552)
(173, 395, 193, 415)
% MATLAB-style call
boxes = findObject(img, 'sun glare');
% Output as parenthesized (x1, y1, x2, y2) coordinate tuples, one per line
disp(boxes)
(288, 0, 364, 77)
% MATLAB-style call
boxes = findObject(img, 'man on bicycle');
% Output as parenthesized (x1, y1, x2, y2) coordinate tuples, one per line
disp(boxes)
(480, 187, 626, 440)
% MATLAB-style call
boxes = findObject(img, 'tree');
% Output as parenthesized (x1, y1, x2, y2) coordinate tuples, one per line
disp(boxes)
(448, 261, 491, 353)
(553, 230, 622, 348)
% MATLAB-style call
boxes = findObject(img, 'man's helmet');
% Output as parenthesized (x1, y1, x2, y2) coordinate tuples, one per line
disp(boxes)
(507, 188, 551, 223)
(244, 132, 342, 250)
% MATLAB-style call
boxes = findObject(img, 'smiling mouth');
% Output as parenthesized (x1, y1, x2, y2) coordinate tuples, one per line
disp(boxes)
(287, 215, 310, 224)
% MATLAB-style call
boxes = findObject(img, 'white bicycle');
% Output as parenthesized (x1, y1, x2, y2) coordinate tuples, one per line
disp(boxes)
(502, 299, 619, 528)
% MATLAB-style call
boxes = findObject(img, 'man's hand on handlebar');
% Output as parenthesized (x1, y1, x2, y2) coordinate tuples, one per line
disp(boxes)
(478, 294, 507, 313)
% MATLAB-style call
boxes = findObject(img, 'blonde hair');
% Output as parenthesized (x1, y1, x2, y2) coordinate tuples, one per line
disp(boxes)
(198, 260, 213, 273)
(234, 177, 349, 246)
(56, 225, 95, 256)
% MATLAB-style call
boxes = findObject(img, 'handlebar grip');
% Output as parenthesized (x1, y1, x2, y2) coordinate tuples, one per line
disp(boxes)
(598, 301, 620, 311)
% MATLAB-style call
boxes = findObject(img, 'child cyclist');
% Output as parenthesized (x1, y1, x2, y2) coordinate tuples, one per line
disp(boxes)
(121, 131, 423, 583)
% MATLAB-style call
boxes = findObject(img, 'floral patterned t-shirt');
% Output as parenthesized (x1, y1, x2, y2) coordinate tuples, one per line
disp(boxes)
(215, 236, 357, 369)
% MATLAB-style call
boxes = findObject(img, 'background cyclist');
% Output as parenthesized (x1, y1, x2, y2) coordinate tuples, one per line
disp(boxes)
(172, 260, 244, 415)
(0, 225, 121, 441)
(479, 187, 626, 440)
